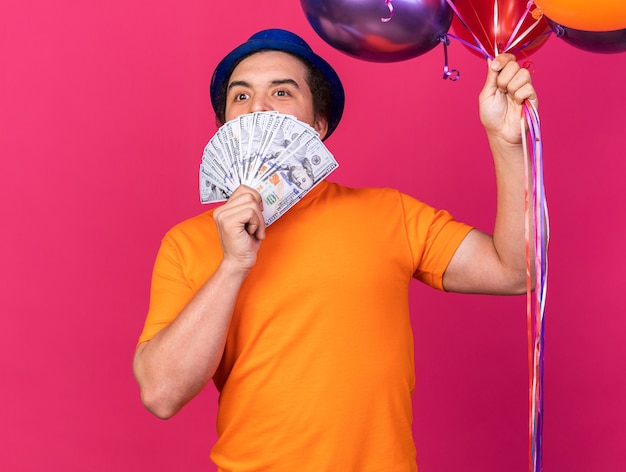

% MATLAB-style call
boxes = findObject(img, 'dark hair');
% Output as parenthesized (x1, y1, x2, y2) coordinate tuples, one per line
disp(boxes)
(214, 50, 332, 132)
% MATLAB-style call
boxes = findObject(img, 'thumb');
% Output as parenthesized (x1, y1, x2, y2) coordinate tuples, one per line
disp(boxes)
(482, 58, 501, 97)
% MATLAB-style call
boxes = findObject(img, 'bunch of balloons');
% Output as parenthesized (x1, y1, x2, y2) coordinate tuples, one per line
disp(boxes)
(300, 0, 626, 63)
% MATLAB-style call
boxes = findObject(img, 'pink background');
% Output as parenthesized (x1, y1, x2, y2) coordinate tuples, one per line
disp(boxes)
(1, 1, 625, 471)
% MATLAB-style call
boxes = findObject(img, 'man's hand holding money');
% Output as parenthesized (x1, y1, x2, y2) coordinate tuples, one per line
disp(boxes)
(213, 185, 266, 274)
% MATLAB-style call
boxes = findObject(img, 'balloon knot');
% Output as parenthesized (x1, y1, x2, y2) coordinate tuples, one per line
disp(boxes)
(531, 7, 544, 21)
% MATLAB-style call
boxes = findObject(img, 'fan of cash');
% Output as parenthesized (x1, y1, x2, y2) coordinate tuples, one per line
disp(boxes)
(199, 111, 339, 226)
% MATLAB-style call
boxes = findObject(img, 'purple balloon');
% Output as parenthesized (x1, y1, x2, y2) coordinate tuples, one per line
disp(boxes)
(549, 20, 626, 54)
(300, 0, 453, 62)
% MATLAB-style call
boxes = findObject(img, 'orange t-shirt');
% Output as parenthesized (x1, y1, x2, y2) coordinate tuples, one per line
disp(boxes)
(138, 181, 473, 471)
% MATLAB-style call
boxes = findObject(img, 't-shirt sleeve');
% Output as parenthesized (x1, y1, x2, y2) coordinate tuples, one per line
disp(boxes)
(136, 233, 196, 345)
(400, 192, 473, 291)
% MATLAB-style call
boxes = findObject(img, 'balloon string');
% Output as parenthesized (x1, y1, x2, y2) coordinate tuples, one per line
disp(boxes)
(510, 29, 554, 57)
(381, 0, 393, 22)
(502, 0, 532, 52)
(522, 107, 533, 472)
(493, 0, 499, 56)
(444, 0, 493, 59)
(505, 14, 546, 54)
(445, 33, 490, 59)
(440, 35, 461, 81)
(522, 98, 548, 472)
(505, 17, 542, 53)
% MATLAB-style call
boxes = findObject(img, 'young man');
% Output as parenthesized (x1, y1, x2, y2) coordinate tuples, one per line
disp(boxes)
(134, 29, 537, 471)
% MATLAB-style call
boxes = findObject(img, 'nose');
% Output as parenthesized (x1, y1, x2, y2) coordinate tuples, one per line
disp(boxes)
(249, 95, 272, 113)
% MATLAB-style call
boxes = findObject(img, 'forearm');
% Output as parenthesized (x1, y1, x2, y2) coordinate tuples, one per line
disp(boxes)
(489, 132, 535, 288)
(133, 259, 248, 419)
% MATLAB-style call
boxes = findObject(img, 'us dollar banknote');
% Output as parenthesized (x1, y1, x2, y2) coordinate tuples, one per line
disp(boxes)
(199, 111, 338, 225)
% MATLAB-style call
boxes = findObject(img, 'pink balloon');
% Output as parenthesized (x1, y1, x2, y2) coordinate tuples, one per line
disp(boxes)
(301, 0, 453, 62)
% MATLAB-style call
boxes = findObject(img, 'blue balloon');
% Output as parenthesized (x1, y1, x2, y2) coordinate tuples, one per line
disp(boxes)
(300, 0, 453, 62)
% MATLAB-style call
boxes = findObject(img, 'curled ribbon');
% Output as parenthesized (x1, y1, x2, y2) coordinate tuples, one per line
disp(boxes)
(381, 0, 394, 22)
(440, 35, 461, 81)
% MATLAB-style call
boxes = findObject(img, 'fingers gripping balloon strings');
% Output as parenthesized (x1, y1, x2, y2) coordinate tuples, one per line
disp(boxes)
(381, 0, 394, 22)
(522, 99, 549, 472)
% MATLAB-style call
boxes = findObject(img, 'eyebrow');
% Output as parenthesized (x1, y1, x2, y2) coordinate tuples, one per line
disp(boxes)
(227, 78, 301, 92)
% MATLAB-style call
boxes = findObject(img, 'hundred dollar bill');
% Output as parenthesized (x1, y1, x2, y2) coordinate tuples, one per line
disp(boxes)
(237, 113, 254, 182)
(254, 137, 338, 225)
(242, 112, 276, 183)
(215, 121, 243, 185)
(245, 111, 287, 182)
(199, 165, 229, 203)
(251, 116, 319, 185)
(201, 140, 236, 193)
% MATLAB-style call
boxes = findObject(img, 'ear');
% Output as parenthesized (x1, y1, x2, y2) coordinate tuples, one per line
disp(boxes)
(313, 115, 329, 140)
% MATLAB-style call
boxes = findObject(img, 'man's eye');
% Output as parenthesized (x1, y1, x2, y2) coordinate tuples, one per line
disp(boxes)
(274, 90, 289, 97)
(234, 92, 249, 101)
